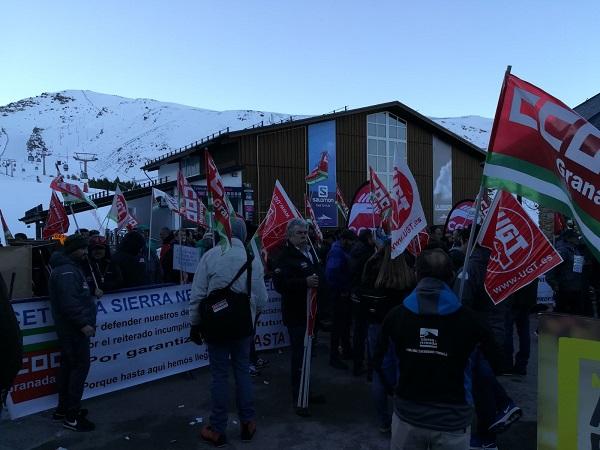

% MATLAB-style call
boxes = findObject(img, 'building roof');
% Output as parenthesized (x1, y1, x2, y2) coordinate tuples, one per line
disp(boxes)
(574, 92, 600, 123)
(142, 100, 487, 171)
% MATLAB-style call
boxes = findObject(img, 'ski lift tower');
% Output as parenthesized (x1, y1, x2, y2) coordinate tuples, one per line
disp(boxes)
(1, 159, 16, 177)
(73, 152, 98, 180)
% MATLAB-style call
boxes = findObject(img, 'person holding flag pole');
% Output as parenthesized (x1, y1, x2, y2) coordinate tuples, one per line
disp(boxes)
(272, 218, 326, 417)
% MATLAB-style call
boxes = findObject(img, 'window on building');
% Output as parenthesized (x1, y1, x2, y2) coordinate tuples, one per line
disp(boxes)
(183, 156, 200, 177)
(367, 112, 407, 188)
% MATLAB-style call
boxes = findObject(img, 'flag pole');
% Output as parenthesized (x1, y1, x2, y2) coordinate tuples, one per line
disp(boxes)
(148, 191, 154, 262)
(458, 65, 512, 301)
(69, 204, 81, 232)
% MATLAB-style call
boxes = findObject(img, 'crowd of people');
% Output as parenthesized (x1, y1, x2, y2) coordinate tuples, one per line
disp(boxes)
(1, 219, 599, 449)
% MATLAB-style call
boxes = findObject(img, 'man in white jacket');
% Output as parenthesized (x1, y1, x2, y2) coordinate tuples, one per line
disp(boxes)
(189, 217, 267, 448)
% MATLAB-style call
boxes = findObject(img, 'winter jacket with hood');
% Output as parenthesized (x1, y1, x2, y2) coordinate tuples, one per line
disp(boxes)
(49, 251, 96, 336)
(373, 277, 500, 432)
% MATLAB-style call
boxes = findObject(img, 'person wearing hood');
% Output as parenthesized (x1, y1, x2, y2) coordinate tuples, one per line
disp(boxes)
(48, 234, 96, 432)
(373, 249, 501, 450)
(112, 231, 148, 288)
(87, 235, 124, 293)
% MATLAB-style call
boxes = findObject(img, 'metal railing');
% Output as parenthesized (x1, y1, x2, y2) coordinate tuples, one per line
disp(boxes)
(87, 176, 171, 201)
(144, 126, 231, 167)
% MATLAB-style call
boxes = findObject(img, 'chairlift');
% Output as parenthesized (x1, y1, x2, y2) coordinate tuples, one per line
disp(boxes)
(28, 155, 34, 162)
(36, 157, 42, 163)
(81, 171, 88, 179)
(63, 163, 69, 171)
(35, 166, 39, 171)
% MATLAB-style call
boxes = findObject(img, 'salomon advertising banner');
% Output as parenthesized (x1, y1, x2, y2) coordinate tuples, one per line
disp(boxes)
(7, 283, 289, 419)
(538, 314, 600, 450)
(307, 121, 337, 227)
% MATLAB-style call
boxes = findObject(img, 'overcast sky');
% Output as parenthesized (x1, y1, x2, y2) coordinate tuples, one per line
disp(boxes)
(2, 0, 598, 118)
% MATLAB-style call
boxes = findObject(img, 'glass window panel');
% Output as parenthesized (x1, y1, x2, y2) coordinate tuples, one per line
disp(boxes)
(378, 140, 386, 156)
(368, 138, 377, 155)
(376, 112, 386, 124)
(399, 125, 407, 141)
(378, 157, 387, 172)
(389, 126, 397, 139)
(368, 155, 377, 170)
(368, 123, 377, 137)
(398, 142, 407, 161)
(389, 141, 397, 155)
(389, 116, 398, 127)
(367, 113, 377, 124)
(377, 124, 386, 138)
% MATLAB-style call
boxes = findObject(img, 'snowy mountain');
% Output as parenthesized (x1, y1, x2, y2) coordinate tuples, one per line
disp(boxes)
(0, 90, 296, 184)
(431, 116, 492, 150)
(0, 91, 492, 237)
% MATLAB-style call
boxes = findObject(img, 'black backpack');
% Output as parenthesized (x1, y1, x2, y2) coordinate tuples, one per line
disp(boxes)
(199, 251, 254, 343)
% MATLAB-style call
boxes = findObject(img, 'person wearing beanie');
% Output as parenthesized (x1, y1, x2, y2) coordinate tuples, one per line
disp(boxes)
(189, 217, 268, 446)
(48, 233, 96, 432)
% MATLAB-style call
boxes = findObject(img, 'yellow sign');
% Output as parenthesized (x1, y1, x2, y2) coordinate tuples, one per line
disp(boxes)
(51, 233, 66, 244)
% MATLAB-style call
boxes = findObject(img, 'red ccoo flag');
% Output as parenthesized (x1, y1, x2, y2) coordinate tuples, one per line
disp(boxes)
(43, 192, 70, 239)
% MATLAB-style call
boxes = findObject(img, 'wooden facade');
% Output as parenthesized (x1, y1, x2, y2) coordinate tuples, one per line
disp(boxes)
(144, 101, 486, 227)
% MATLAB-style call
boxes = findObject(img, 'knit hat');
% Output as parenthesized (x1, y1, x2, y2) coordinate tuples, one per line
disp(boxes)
(64, 234, 89, 254)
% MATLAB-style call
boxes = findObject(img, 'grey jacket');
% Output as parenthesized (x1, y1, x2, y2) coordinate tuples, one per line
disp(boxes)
(49, 252, 97, 335)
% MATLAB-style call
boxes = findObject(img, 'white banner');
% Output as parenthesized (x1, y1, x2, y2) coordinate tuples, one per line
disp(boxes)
(172, 244, 200, 273)
(7, 282, 288, 419)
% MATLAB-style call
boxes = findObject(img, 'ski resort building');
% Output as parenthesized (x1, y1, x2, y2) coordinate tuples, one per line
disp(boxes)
(21, 101, 486, 237)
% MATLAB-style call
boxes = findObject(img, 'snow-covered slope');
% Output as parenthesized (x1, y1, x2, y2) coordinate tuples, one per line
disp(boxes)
(0, 90, 295, 184)
(431, 116, 492, 150)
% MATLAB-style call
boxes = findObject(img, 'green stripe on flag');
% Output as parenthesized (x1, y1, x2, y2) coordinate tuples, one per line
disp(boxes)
(483, 174, 600, 261)
(21, 326, 55, 337)
(486, 153, 560, 185)
(24, 340, 59, 353)
(483, 162, 600, 237)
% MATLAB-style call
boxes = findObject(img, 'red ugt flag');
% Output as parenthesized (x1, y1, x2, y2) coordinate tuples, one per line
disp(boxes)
(369, 166, 394, 220)
(478, 190, 563, 304)
(250, 180, 302, 262)
(43, 192, 70, 239)
(177, 170, 208, 228)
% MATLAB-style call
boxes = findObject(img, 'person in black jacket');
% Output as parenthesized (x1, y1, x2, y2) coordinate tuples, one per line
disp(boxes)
(87, 235, 124, 293)
(0, 272, 22, 418)
(271, 218, 327, 417)
(546, 229, 587, 314)
(456, 241, 523, 448)
(348, 229, 375, 376)
(360, 241, 415, 433)
(49, 234, 96, 432)
(112, 231, 148, 288)
(373, 249, 501, 450)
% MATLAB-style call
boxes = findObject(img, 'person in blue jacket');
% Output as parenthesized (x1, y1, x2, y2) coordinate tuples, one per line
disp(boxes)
(325, 229, 356, 369)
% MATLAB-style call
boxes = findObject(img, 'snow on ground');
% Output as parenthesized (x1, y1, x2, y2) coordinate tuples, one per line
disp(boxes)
(0, 176, 110, 242)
